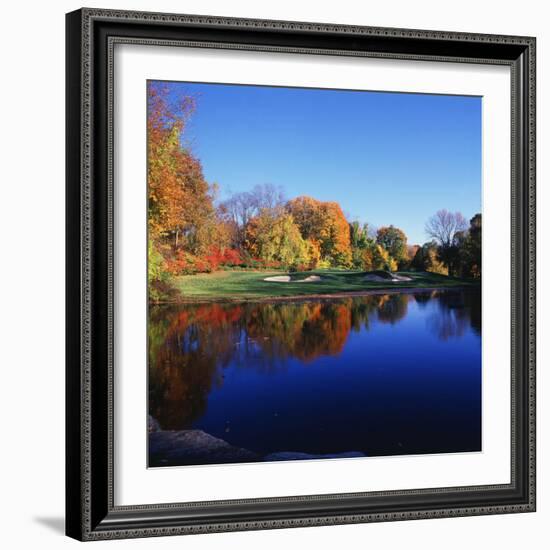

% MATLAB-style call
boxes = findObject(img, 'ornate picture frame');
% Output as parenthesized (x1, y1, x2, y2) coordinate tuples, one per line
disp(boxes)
(66, 8, 536, 541)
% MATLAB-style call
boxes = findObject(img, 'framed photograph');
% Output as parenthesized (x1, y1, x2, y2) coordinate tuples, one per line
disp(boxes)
(66, 8, 536, 541)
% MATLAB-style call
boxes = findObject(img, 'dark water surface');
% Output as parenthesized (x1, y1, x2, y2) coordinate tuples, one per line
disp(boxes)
(149, 289, 481, 465)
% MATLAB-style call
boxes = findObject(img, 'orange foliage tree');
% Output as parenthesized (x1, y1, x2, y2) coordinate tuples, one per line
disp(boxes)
(287, 196, 352, 267)
(147, 83, 232, 283)
(147, 85, 194, 242)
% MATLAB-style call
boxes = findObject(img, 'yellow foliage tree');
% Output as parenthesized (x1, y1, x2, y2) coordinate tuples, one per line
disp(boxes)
(287, 196, 352, 267)
(364, 244, 397, 272)
(245, 210, 311, 268)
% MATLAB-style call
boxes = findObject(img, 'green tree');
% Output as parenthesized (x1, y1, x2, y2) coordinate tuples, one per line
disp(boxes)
(458, 213, 482, 278)
(376, 225, 408, 265)
(350, 221, 369, 249)
(411, 241, 448, 275)
(349, 221, 370, 269)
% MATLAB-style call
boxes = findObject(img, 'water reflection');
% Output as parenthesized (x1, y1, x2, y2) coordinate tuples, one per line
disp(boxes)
(149, 290, 481, 438)
(421, 291, 481, 340)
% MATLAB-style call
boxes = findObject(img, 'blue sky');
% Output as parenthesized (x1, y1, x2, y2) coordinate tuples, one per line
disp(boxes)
(157, 81, 481, 245)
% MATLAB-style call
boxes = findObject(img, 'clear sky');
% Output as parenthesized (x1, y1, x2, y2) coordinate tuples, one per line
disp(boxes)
(158, 80, 481, 245)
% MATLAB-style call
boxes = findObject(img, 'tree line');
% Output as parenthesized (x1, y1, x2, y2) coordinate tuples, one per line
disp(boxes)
(148, 85, 481, 292)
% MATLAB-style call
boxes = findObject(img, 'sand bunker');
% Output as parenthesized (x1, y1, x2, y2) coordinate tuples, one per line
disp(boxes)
(364, 273, 412, 283)
(298, 275, 322, 283)
(263, 275, 292, 282)
(264, 274, 322, 283)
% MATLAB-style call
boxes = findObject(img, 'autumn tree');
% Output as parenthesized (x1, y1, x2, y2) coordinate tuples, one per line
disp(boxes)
(362, 243, 397, 272)
(411, 241, 448, 275)
(244, 209, 310, 269)
(174, 156, 220, 255)
(148, 83, 215, 250)
(373, 243, 397, 272)
(306, 239, 322, 268)
(321, 202, 353, 266)
(147, 86, 194, 242)
(401, 244, 420, 270)
(287, 196, 352, 267)
(220, 183, 285, 247)
(376, 225, 408, 266)
(147, 83, 229, 283)
(363, 247, 375, 271)
(286, 196, 325, 240)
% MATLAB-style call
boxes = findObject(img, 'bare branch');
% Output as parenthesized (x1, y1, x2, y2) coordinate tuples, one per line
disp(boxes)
(425, 209, 467, 247)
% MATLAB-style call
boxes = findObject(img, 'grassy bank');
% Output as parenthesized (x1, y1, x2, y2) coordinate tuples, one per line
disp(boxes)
(166, 269, 479, 303)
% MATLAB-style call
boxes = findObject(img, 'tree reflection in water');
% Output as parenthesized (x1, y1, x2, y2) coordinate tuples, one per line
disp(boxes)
(149, 290, 480, 431)
(425, 290, 481, 340)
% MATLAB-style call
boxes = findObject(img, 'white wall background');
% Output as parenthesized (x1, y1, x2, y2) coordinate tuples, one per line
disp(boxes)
(0, 1, 546, 548)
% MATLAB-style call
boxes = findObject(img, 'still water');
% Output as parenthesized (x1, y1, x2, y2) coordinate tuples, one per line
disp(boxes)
(149, 290, 481, 465)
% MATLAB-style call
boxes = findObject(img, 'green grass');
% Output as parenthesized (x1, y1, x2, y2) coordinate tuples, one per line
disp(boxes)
(170, 269, 479, 302)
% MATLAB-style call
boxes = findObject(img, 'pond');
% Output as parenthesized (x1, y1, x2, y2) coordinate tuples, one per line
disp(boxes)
(148, 289, 481, 466)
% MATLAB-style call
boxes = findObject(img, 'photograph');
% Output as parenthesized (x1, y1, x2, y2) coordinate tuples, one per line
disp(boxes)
(147, 80, 483, 468)
(62, 5, 536, 541)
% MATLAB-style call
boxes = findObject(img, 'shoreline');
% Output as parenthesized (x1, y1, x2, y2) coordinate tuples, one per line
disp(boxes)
(150, 284, 479, 306)
(148, 427, 367, 467)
